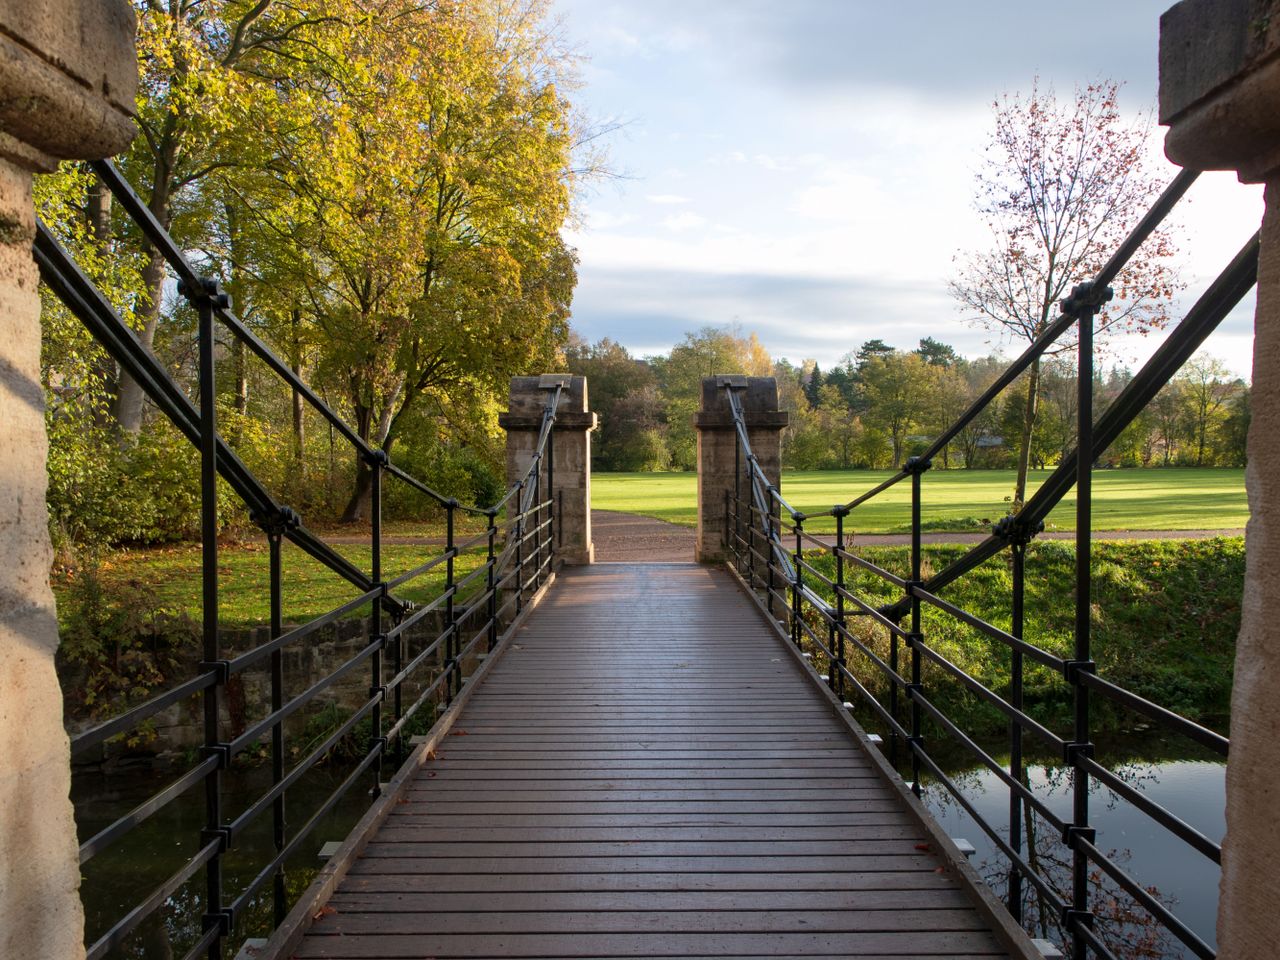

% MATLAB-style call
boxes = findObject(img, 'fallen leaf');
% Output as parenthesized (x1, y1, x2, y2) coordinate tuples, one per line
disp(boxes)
(914, 843, 931, 852)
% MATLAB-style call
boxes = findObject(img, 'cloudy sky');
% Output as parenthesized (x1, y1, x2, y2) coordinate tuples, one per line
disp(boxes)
(552, 0, 1265, 379)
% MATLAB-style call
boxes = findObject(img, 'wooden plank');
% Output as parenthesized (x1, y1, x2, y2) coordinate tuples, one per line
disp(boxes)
(326, 889, 975, 912)
(313, 909, 992, 935)
(293, 931, 1010, 957)
(289, 564, 1015, 960)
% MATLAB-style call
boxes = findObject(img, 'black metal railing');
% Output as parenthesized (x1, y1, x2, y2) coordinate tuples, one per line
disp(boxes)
(37, 159, 562, 960)
(724, 167, 1256, 960)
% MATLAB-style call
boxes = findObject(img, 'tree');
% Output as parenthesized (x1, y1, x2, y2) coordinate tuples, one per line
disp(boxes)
(915, 336, 958, 367)
(950, 80, 1179, 507)
(248, 0, 580, 519)
(860, 352, 935, 468)
(1177, 355, 1238, 466)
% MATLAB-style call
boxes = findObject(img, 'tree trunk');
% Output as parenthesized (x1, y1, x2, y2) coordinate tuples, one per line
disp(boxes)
(1014, 359, 1041, 508)
(86, 171, 119, 426)
(290, 308, 304, 472)
(113, 144, 175, 435)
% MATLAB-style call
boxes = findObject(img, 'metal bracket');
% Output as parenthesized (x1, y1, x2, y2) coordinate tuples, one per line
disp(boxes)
(199, 659, 232, 685)
(1061, 659, 1096, 684)
(1061, 280, 1114, 316)
(992, 513, 1044, 545)
(202, 908, 235, 935)
(903, 456, 931, 475)
(1060, 907, 1095, 931)
(177, 276, 231, 309)
(200, 742, 233, 770)
(201, 825, 234, 853)
(1061, 823, 1097, 848)
(1063, 740, 1095, 765)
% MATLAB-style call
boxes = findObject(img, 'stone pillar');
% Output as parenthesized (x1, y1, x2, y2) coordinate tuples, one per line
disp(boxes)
(0, 4, 137, 959)
(498, 375, 597, 565)
(694, 376, 788, 563)
(1160, 3, 1280, 956)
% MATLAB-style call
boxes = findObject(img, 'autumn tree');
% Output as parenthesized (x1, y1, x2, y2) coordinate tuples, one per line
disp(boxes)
(245, 0, 580, 519)
(1177, 355, 1240, 466)
(950, 80, 1178, 506)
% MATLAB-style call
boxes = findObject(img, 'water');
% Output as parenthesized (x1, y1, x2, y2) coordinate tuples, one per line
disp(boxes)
(73, 761, 371, 959)
(74, 738, 1225, 960)
(917, 746, 1225, 958)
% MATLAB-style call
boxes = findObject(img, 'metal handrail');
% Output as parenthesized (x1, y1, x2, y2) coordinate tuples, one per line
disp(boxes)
(721, 175, 1253, 960)
(37, 164, 565, 959)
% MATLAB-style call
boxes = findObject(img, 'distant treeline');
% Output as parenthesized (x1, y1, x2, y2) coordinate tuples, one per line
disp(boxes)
(567, 328, 1249, 473)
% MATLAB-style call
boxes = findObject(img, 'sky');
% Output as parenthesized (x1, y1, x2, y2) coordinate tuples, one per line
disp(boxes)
(552, 0, 1265, 380)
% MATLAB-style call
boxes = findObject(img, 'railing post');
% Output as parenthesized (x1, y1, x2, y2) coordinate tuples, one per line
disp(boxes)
(905, 456, 929, 798)
(1065, 284, 1105, 955)
(832, 505, 848, 697)
(369, 451, 386, 798)
(486, 508, 498, 650)
(792, 514, 804, 647)
(514, 480, 525, 614)
(268, 524, 287, 927)
(1009, 537, 1026, 925)
(186, 277, 230, 956)
(445, 500, 458, 701)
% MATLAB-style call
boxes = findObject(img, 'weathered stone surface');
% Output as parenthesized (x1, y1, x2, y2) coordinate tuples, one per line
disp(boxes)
(499, 375, 596, 565)
(0, 4, 138, 956)
(694, 376, 788, 563)
(0, 0, 137, 169)
(1161, 0, 1280, 180)
(0, 156, 85, 960)
(1218, 179, 1280, 960)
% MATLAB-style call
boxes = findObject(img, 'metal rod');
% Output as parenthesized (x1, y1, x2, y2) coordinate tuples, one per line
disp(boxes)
(910, 466, 923, 798)
(370, 457, 384, 799)
(269, 532, 287, 927)
(195, 285, 224, 959)
(446, 502, 457, 701)
(1009, 540, 1025, 924)
(1072, 300, 1096, 959)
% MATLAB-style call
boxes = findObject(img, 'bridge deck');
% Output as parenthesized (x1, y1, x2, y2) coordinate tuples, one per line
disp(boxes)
(295, 564, 1018, 959)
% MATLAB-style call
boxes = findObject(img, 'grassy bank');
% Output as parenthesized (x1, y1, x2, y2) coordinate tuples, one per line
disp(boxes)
(593, 468, 1248, 533)
(800, 537, 1243, 737)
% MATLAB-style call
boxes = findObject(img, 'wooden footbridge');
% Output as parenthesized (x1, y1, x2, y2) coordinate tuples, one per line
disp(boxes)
(280, 564, 1028, 959)
(45, 159, 1245, 960)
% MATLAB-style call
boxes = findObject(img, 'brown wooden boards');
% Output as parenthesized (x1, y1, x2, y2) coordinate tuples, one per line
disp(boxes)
(296, 564, 1014, 958)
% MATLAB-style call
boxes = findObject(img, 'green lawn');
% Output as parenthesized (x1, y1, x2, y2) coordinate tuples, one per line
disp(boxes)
(592, 468, 1248, 533)
(60, 539, 488, 629)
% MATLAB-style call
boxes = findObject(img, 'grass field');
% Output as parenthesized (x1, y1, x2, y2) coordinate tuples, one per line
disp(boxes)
(592, 468, 1249, 533)
(58, 540, 488, 629)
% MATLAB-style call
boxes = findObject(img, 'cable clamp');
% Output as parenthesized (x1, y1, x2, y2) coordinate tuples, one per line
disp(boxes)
(1061, 280, 1114, 316)
(200, 742, 232, 770)
(177, 276, 231, 309)
(992, 513, 1044, 545)
(903, 456, 931, 475)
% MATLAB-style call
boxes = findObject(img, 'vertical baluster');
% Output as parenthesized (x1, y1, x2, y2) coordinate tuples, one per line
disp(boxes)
(832, 506, 847, 696)
(269, 528, 287, 927)
(1009, 539, 1026, 924)
(445, 501, 457, 701)
(369, 453, 384, 798)
(547, 415, 556, 569)
(533, 451, 542, 590)
(1069, 286, 1102, 957)
(190, 279, 226, 957)
(792, 514, 803, 648)
(514, 480, 524, 614)
(486, 508, 498, 650)
(908, 458, 924, 798)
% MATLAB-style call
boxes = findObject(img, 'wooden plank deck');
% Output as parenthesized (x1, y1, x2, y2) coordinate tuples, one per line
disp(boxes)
(294, 563, 1024, 959)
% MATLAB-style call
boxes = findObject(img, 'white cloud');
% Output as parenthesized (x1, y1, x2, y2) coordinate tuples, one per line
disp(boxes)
(661, 211, 708, 232)
(644, 193, 691, 205)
